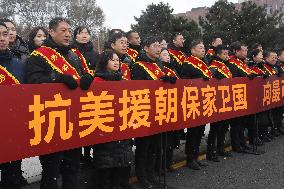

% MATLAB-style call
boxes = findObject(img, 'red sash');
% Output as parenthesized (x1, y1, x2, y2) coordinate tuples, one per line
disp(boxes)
(280, 64, 284, 72)
(263, 64, 276, 76)
(127, 48, 138, 62)
(135, 61, 165, 80)
(168, 49, 186, 65)
(229, 58, 251, 75)
(250, 66, 265, 75)
(164, 67, 179, 78)
(32, 46, 81, 80)
(210, 60, 232, 78)
(185, 55, 212, 78)
(206, 48, 214, 56)
(71, 49, 94, 76)
(121, 63, 131, 80)
(0, 65, 20, 85)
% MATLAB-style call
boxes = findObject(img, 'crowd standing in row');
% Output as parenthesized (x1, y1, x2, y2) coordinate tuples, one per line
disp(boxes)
(0, 16, 284, 189)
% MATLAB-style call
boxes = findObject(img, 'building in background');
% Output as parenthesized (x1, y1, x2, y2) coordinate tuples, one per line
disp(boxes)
(176, 0, 284, 24)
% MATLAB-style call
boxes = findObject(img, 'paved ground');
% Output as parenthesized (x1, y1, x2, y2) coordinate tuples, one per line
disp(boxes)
(166, 135, 284, 189)
(2, 126, 284, 188)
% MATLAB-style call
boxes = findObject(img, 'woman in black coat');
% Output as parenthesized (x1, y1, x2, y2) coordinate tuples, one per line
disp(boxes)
(72, 26, 98, 72)
(27, 26, 48, 52)
(92, 50, 133, 189)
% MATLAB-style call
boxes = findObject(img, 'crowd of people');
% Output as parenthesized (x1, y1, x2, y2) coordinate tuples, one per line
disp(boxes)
(0, 16, 284, 189)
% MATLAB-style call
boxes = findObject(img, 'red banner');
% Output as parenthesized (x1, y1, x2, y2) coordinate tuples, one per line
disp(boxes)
(0, 76, 283, 163)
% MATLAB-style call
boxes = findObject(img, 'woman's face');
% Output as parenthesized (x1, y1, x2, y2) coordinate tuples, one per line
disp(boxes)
(160, 49, 170, 63)
(33, 29, 47, 47)
(106, 53, 120, 71)
(253, 51, 263, 63)
(76, 28, 91, 44)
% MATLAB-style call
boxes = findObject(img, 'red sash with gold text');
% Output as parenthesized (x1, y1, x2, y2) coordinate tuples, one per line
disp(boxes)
(185, 55, 212, 78)
(0, 65, 20, 85)
(229, 58, 251, 75)
(121, 63, 131, 80)
(168, 49, 186, 65)
(127, 48, 138, 62)
(135, 61, 165, 80)
(210, 60, 232, 78)
(32, 46, 81, 80)
(206, 48, 214, 56)
(263, 64, 276, 76)
(71, 48, 94, 76)
(164, 67, 179, 78)
(250, 66, 265, 75)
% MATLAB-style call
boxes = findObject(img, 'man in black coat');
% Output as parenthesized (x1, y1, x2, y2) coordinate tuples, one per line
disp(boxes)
(132, 36, 176, 189)
(227, 41, 255, 153)
(180, 40, 211, 170)
(0, 21, 25, 189)
(25, 17, 93, 189)
(0, 18, 29, 61)
(207, 45, 233, 162)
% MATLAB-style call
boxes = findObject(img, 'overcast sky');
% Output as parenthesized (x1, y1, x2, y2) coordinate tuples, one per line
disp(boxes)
(96, 0, 239, 31)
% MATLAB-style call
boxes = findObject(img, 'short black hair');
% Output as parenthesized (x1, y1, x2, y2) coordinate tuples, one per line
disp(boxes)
(49, 17, 71, 30)
(171, 32, 183, 41)
(277, 49, 284, 57)
(96, 50, 117, 72)
(0, 18, 15, 26)
(73, 26, 91, 39)
(215, 45, 228, 55)
(212, 36, 221, 43)
(143, 35, 160, 48)
(230, 41, 246, 52)
(263, 50, 277, 59)
(108, 32, 126, 45)
(251, 43, 262, 50)
(126, 30, 138, 40)
(109, 29, 123, 36)
(0, 22, 7, 29)
(248, 49, 262, 60)
(28, 26, 48, 44)
(189, 39, 203, 50)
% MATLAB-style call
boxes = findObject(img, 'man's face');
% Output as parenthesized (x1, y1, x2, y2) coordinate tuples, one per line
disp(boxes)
(144, 42, 161, 60)
(0, 25, 9, 51)
(278, 51, 284, 62)
(4, 21, 16, 44)
(111, 36, 128, 56)
(235, 46, 248, 59)
(191, 43, 205, 59)
(212, 38, 222, 47)
(49, 22, 72, 46)
(76, 28, 91, 44)
(173, 35, 184, 48)
(128, 32, 141, 46)
(217, 49, 229, 61)
(266, 52, 277, 65)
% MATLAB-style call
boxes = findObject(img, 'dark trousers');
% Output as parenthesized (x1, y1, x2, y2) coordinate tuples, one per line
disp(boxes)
(258, 111, 270, 138)
(207, 121, 229, 154)
(1, 160, 22, 189)
(246, 115, 257, 144)
(96, 167, 130, 189)
(271, 107, 283, 131)
(39, 148, 81, 189)
(230, 116, 246, 150)
(185, 125, 205, 161)
(135, 135, 159, 181)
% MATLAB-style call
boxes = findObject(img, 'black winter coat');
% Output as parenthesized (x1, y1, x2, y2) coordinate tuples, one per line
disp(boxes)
(71, 41, 98, 70)
(9, 35, 29, 62)
(25, 38, 85, 84)
(92, 71, 133, 169)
